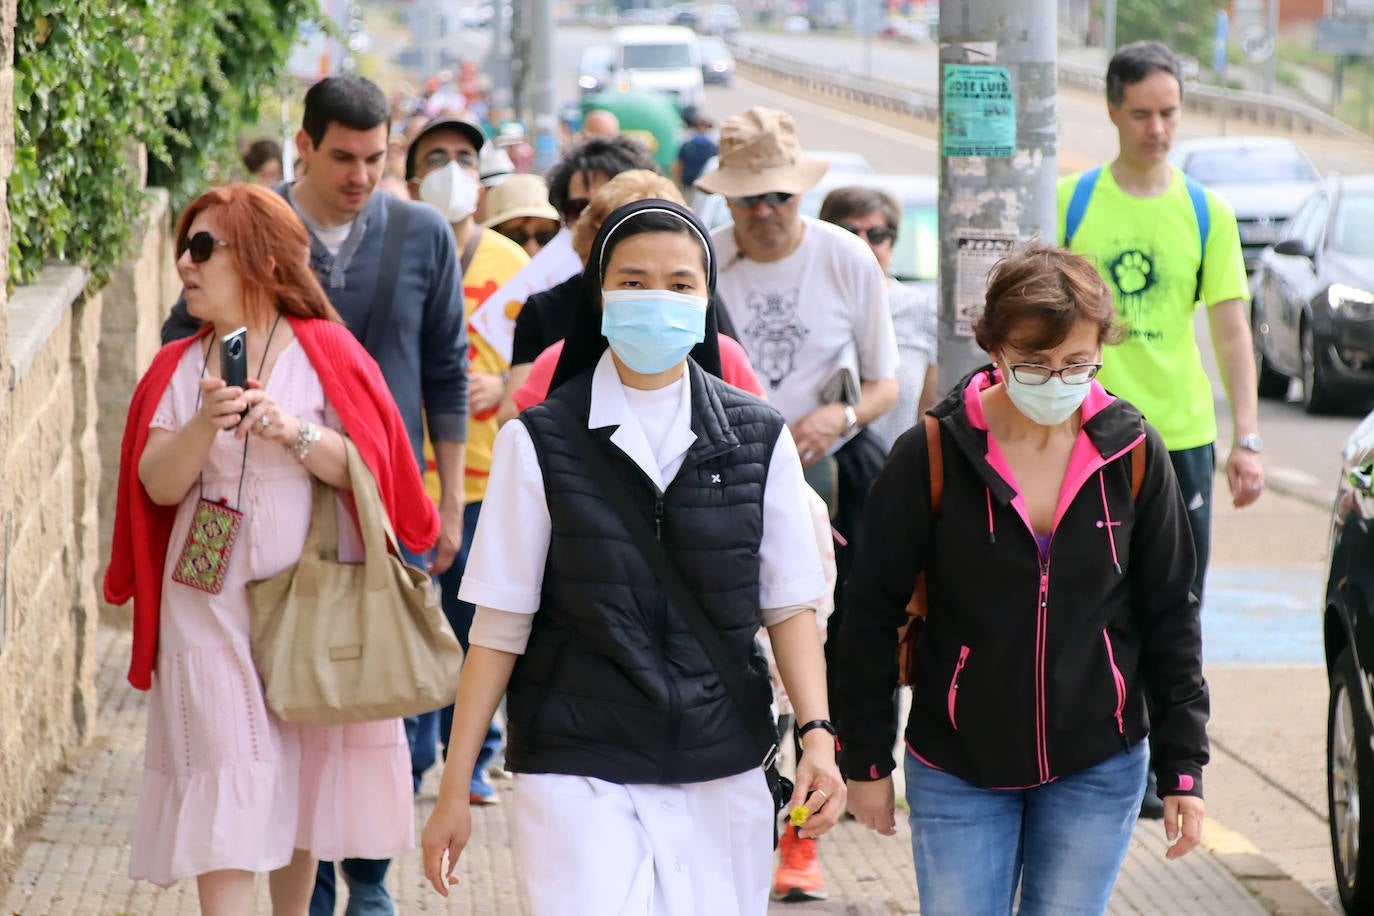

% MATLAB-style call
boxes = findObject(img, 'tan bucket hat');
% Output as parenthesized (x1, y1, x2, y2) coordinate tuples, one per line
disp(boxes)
(694, 107, 829, 198)
(480, 173, 560, 228)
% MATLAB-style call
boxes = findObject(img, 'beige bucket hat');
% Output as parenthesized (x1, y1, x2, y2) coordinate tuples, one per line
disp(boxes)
(694, 107, 830, 198)
(480, 173, 560, 228)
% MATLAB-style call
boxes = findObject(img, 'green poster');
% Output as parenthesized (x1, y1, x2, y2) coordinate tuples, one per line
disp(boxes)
(942, 65, 1016, 158)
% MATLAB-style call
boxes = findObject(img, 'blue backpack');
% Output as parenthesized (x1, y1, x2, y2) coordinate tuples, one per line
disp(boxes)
(1062, 166, 1212, 304)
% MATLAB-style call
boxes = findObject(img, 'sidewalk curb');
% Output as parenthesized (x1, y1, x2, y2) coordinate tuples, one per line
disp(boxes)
(1202, 818, 1333, 914)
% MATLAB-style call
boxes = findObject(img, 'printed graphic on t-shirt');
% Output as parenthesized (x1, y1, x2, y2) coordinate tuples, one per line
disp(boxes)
(742, 287, 809, 390)
(1106, 248, 1163, 339)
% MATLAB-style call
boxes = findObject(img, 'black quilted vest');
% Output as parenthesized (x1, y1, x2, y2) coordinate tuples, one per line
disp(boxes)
(509, 362, 784, 784)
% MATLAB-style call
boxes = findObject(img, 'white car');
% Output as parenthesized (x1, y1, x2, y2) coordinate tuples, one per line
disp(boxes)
(1168, 136, 1321, 272)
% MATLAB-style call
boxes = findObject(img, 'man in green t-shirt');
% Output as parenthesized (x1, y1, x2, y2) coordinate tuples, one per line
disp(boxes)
(1059, 41, 1264, 821)
(1058, 40, 1265, 607)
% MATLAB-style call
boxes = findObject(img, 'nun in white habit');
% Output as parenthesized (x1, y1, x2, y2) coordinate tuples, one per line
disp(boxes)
(421, 199, 844, 915)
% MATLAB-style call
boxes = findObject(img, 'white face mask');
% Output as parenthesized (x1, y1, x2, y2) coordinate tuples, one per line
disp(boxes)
(418, 161, 479, 223)
(1000, 357, 1092, 426)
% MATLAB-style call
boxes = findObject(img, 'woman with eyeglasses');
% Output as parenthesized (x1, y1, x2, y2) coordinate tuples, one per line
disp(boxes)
(832, 247, 1209, 915)
(105, 183, 434, 913)
(819, 186, 939, 453)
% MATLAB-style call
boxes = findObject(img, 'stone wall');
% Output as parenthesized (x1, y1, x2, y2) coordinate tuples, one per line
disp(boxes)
(0, 0, 175, 854)
(97, 189, 178, 629)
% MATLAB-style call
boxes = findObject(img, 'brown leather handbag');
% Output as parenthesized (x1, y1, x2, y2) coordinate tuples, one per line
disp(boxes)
(247, 438, 464, 724)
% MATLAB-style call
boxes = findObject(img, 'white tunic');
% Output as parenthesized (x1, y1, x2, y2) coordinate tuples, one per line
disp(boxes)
(459, 351, 826, 916)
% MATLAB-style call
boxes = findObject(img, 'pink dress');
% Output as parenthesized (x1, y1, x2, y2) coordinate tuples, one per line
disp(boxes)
(128, 339, 413, 887)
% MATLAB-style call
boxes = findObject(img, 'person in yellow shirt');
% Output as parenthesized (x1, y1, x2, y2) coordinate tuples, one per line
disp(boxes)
(408, 115, 530, 804)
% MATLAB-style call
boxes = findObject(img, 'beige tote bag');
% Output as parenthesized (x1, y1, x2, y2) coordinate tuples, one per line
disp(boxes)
(248, 438, 463, 724)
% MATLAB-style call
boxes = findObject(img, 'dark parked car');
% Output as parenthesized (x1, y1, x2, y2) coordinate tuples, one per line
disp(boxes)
(578, 44, 613, 96)
(1251, 175, 1374, 413)
(1325, 409, 1374, 912)
(697, 35, 734, 85)
(1169, 136, 1320, 272)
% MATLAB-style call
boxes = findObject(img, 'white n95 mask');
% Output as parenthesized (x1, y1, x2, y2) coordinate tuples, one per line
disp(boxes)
(419, 161, 479, 223)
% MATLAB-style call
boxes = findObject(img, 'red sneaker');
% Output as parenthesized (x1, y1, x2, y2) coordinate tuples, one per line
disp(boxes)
(771, 829, 827, 901)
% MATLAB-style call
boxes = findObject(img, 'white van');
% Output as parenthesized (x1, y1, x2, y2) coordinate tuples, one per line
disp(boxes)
(608, 25, 704, 112)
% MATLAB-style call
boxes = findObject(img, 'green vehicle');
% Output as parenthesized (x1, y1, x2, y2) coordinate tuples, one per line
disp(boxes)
(581, 90, 683, 174)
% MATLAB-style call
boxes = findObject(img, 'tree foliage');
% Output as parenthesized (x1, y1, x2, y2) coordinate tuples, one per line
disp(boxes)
(11, 0, 318, 287)
(1115, 0, 1215, 67)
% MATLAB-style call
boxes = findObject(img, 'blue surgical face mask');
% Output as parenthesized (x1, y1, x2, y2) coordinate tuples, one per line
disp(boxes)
(601, 289, 708, 374)
(1000, 357, 1092, 426)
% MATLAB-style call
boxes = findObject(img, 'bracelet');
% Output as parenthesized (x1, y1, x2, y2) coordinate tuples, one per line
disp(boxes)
(795, 719, 838, 742)
(289, 418, 322, 461)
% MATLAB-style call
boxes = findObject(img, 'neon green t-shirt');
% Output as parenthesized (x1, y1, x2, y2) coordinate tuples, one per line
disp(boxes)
(1057, 166, 1250, 451)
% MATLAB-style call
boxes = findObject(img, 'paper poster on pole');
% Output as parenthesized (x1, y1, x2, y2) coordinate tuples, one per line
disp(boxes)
(469, 227, 582, 364)
(955, 230, 1017, 337)
(942, 65, 1016, 158)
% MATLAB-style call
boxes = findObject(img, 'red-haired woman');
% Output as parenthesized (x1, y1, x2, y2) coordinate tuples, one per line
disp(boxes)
(105, 183, 438, 914)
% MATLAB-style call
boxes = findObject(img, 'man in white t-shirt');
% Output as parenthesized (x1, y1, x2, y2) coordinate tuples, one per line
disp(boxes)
(697, 106, 898, 904)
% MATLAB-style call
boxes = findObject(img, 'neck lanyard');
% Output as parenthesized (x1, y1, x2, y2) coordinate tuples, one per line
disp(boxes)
(194, 315, 282, 510)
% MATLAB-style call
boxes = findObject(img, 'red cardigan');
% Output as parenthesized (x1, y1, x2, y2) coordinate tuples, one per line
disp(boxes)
(104, 316, 440, 690)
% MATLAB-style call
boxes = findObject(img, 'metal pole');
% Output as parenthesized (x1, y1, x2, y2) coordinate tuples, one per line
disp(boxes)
(488, 0, 514, 117)
(937, 0, 1059, 384)
(1264, 0, 1278, 96)
(1103, 0, 1116, 53)
(421, 0, 440, 80)
(529, 0, 559, 172)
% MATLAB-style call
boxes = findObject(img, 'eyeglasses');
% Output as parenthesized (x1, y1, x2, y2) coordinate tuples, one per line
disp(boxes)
(423, 148, 479, 170)
(178, 231, 230, 264)
(1004, 362, 1103, 386)
(841, 224, 896, 245)
(560, 197, 590, 223)
(500, 225, 560, 248)
(729, 191, 795, 209)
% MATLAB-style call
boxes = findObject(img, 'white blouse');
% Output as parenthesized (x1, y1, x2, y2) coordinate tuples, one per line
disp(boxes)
(461, 351, 827, 654)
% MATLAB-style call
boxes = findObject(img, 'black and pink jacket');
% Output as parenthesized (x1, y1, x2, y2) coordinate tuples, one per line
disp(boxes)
(833, 366, 1208, 798)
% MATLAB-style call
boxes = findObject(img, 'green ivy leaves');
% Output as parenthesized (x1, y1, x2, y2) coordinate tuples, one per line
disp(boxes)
(11, 0, 319, 287)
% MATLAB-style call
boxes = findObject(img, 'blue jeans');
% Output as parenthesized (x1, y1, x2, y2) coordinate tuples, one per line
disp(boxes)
(408, 501, 503, 791)
(905, 741, 1148, 916)
(311, 858, 391, 916)
(310, 539, 434, 916)
(1168, 444, 1214, 606)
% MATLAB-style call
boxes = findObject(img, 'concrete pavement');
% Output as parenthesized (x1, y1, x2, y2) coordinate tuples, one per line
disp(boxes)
(0, 624, 1322, 915)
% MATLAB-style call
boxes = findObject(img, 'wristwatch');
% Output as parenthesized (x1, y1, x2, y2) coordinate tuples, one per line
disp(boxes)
(842, 405, 859, 435)
(1234, 433, 1263, 453)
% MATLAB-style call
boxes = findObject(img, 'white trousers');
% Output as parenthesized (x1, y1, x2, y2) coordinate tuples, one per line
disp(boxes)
(508, 768, 773, 916)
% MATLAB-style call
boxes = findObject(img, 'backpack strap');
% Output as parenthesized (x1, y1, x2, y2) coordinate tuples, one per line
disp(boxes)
(1131, 422, 1147, 501)
(924, 413, 943, 515)
(1184, 174, 1211, 305)
(1062, 166, 1102, 248)
(362, 195, 412, 353)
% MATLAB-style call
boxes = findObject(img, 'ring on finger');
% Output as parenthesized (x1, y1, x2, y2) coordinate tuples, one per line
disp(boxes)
(815, 789, 829, 800)
(260, 413, 272, 429)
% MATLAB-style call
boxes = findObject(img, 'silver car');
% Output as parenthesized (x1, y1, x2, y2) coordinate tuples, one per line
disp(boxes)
(1168, 136, 1321, 272)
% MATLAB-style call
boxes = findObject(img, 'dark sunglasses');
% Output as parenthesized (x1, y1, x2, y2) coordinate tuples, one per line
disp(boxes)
(178, 231, 230, 263)
(842, 224, 897, 246)
(560, 197, 590, 223)
(729, 191, 795, 209)
(501, 225, 560, 248)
